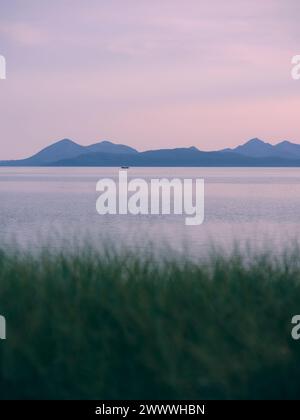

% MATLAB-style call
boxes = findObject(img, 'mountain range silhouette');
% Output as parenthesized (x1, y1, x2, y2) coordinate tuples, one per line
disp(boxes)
(2, 138, 300, 167)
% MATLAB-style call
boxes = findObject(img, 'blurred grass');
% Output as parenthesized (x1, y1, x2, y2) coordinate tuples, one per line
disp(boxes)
(0, 245, 300, 399)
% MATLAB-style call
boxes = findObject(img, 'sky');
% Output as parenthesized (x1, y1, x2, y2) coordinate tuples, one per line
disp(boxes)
(0, 0, 300, 159)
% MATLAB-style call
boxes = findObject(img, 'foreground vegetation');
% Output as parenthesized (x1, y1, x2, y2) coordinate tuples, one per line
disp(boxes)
(0, 245, 300, 399)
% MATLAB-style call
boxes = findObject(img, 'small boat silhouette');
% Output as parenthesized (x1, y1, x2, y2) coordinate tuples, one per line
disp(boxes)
(121, 166, 129, 169)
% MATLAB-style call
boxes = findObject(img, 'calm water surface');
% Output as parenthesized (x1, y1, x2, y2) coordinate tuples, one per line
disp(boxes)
(1, 167, 300, 256)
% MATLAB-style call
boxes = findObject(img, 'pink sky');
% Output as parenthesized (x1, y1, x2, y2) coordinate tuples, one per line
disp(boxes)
(0, 0, 300, 159)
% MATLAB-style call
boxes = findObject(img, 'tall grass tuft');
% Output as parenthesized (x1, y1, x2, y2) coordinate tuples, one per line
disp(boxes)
(0, 245, 300, 399)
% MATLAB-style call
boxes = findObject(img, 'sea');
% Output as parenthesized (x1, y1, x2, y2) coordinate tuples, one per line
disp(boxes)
(1, 167, 300, 257)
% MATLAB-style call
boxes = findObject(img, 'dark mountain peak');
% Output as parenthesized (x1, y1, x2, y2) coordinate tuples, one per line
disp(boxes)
(277, 140, 293, 146)
(39, 138, 79, 149)
(234, 138, 273, 156)
(219, 138, 276, 158)
(243, 138, 267, 146)
(276, 140, 294, 146)
(274, 140, 300, 158)
(87, 140, 138, 154)
(38, 138, 80, 150)
(54, 138, 77, 145)
(37, 138, 82, 153)
(37, 138, 83, 153)
(24, 138, 84, 164)
(99, 140, 114, 145)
